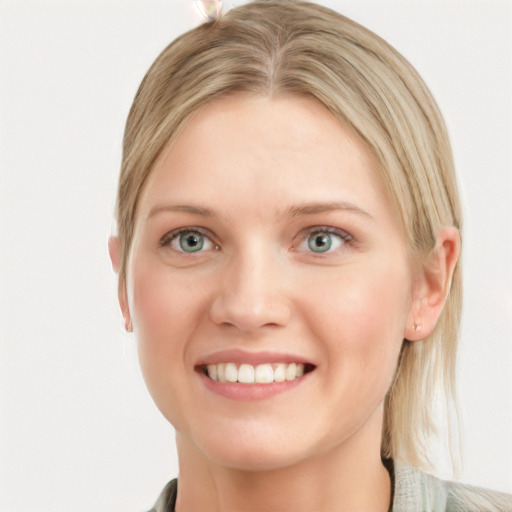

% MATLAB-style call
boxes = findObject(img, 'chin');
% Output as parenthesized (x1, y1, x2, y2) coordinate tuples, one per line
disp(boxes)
(206, 446, 307, 472)
(191, 425, 316, 472)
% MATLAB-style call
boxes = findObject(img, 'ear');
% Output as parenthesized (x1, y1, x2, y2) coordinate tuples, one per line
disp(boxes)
(108, 236, 132, 333)
(404, 227, 461, 341)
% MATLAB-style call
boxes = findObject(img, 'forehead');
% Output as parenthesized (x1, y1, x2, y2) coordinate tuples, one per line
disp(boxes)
(137, 93, 397, 226)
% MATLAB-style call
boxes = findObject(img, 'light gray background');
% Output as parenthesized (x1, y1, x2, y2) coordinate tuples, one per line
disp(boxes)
(1, 1, 511, 510)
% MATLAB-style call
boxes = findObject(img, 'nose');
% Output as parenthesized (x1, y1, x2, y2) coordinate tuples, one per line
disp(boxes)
(209, 247, 292, 332)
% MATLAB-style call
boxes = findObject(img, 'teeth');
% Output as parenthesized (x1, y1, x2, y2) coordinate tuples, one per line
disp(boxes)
(274, 363, 286, 382)
(206, 364, 217, 381)
(238, 363, 255, 383)
(255, 364, 274, 383)
(217, 362, 226, 382)
(225, 362, 238, 382)
(204, 362, 307, 384)
(285, 362, 297, 381)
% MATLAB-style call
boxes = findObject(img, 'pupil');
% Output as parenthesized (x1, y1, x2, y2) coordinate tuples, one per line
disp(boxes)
(186, 235, 199, 247)
(315, 235, 329, 247)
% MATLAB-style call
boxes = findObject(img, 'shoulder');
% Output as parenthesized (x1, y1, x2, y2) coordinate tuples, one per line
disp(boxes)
(146, 479, 177, 512)
(393, 461, 512, 512)
(444, 479, 512, 512)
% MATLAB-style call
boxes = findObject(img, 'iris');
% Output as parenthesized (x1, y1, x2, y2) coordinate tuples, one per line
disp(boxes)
(179, 231, 204, 252)
(308, 232, 333, 253)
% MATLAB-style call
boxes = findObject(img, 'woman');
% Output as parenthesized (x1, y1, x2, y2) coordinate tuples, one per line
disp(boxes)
(108, 1, 512, 510)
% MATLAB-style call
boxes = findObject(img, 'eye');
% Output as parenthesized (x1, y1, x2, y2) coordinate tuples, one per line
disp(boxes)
(304, 229, 350, 253)
(161, 229, 216, 253)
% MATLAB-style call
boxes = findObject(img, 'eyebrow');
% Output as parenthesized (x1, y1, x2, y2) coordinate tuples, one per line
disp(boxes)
(147, 204, 216, 219)
(146, 200, 374, 221)
(285, 201, 374, 220)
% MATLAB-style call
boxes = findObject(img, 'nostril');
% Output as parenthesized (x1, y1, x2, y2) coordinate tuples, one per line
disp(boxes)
(209, 296, 292, 332)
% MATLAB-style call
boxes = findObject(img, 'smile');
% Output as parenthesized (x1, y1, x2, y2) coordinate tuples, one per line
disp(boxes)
(201, 362, 315, 384)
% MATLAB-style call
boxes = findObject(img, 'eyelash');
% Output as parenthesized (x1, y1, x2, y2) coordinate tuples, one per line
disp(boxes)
(159, 226, 354, 254)
(298, 226, 353, 254)
(159, 227, 218, 253)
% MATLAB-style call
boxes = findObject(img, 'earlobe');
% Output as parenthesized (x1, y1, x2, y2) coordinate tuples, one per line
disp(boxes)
(405, 227, 461, 341)
(121, 302, 133, 333)
(108, 236, 133, 333)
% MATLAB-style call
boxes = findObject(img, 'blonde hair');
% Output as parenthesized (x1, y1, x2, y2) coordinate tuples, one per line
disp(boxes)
(115, 0, 462, 471)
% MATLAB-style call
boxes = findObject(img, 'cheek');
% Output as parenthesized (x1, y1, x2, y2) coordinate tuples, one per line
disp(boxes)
(306, 259, 411, 388)
(131, 264, 179, 351)
(129, 256, 203, 346)
(127, 257, 205, 422)
(311, 260, 410, 337)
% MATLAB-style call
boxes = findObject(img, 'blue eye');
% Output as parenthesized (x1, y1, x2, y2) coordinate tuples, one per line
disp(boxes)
(306, 230, 347, 253)
(165, 230, 215, 253)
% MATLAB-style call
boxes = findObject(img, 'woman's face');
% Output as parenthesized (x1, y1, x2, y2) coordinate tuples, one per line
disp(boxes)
(125, 94, 417, 470)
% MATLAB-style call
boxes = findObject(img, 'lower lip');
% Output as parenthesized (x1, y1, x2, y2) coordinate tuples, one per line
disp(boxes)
(198, 371, 311, 401)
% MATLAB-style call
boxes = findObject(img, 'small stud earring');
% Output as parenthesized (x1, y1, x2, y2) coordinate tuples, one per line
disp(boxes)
(414, 323, 421, 333)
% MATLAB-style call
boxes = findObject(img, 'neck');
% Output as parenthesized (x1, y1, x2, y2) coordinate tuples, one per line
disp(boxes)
(174, 413, 391, 512)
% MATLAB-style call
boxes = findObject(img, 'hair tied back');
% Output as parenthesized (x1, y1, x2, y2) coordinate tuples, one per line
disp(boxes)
(195, 0, 223, 22)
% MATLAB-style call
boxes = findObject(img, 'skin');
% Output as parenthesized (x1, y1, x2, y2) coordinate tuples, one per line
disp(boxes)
(110, 94, 460, 511)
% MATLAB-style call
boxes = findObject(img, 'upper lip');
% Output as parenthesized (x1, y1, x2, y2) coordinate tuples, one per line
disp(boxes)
(196, 348, 315, 367)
